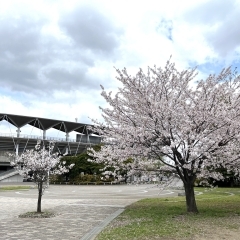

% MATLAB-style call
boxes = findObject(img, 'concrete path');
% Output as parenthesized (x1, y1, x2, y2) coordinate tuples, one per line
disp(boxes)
(0, 183, 180, 240)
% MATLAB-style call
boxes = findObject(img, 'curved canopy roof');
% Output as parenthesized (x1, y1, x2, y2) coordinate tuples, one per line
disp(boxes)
(0, 113, 96, 135)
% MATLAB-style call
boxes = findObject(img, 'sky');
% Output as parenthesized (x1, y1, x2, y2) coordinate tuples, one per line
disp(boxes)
(0, 0, 240, 139)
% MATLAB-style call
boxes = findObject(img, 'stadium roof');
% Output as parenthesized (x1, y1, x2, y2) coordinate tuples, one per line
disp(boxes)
(0, 113, 95, 134)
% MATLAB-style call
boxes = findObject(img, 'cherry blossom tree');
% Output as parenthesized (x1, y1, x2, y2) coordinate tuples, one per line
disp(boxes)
(10, 141, 74, 213)
(89, 59, 240, 213)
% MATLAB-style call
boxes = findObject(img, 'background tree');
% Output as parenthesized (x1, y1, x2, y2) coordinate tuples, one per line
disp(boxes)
(201, 165, 239, 187)
(89, 59, 240, 213)
(59, 145, 104, 182)
(10, 141, 74, 213)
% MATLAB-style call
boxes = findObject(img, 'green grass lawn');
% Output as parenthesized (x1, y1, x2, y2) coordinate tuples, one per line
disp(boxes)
(0, 186, 31, 191)
(96, 187, 240, 240)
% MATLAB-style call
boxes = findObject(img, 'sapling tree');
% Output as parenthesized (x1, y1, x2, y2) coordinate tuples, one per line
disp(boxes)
(89, 59, 240, 213)
(10, 141, 74, 213)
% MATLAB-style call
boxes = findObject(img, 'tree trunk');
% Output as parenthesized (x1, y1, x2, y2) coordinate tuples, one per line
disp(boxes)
(176, 167, 199, 213)
(37, 182, 43, 213)
(184, 181, 198, 213)
(230, 178, 234, 187)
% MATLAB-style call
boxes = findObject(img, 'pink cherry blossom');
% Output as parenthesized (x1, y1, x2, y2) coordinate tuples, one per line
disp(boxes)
(9, 140, 74, 212)
(88, 59, 240, 213)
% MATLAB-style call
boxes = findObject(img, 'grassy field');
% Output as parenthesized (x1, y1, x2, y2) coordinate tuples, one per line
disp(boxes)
(0, 186, 31, 191)
(96, 187, 240, 240)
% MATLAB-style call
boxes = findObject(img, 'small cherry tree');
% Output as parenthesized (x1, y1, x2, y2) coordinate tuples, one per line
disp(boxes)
(89, 59, 240, 213)
(10, 141, 74, 213)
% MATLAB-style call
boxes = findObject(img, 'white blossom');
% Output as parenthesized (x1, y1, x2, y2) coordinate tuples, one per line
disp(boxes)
(88, 59, 240, 213)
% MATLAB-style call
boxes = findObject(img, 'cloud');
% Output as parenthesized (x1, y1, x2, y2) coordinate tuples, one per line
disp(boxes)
(0, 3, 123, 97)
(0, 89, 104, 124)
(206, 9, 240, 57)
(59, 4, 123, 56)
(0, 16, 45, 92)
(1, 0, 240, 129)
(184, 0, 235, 24)
(183, 0, 240, 58)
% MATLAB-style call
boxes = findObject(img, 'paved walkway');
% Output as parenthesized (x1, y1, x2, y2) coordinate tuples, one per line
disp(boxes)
(0, 183, 180, 240)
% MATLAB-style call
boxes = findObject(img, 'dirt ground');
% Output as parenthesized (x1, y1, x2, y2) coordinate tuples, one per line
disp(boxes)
(195, 229, 240, 240)
(194, 216, 240, 240)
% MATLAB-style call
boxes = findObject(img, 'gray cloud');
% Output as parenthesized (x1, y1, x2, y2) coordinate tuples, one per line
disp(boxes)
(184, 0, 235, 24)
(0, 18, 43, 55)
(0, 5, 122, 97)
(0, 17, 44, 93)
(43, 66, 98, 90)
(206, 9, 240, 56)
(59, 5, 122, 55)
(184, 0, 240, 57)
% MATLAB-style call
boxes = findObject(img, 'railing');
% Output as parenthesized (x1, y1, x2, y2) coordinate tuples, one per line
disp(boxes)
(0, 168, 16, 178)
(0, 132, 101, 144)
(0, 132, 76, 142)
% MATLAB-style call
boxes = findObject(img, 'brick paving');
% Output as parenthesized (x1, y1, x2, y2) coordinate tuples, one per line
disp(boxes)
(1, 199, 120, 239)
(0, 184, 178, 240)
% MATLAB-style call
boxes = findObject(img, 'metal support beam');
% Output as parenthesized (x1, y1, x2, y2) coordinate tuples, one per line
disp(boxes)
(16, 128, 21, 156)
(66, 132, 69, 142)
(43, 130, 46, 140)
(16, 128, 21, 138)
